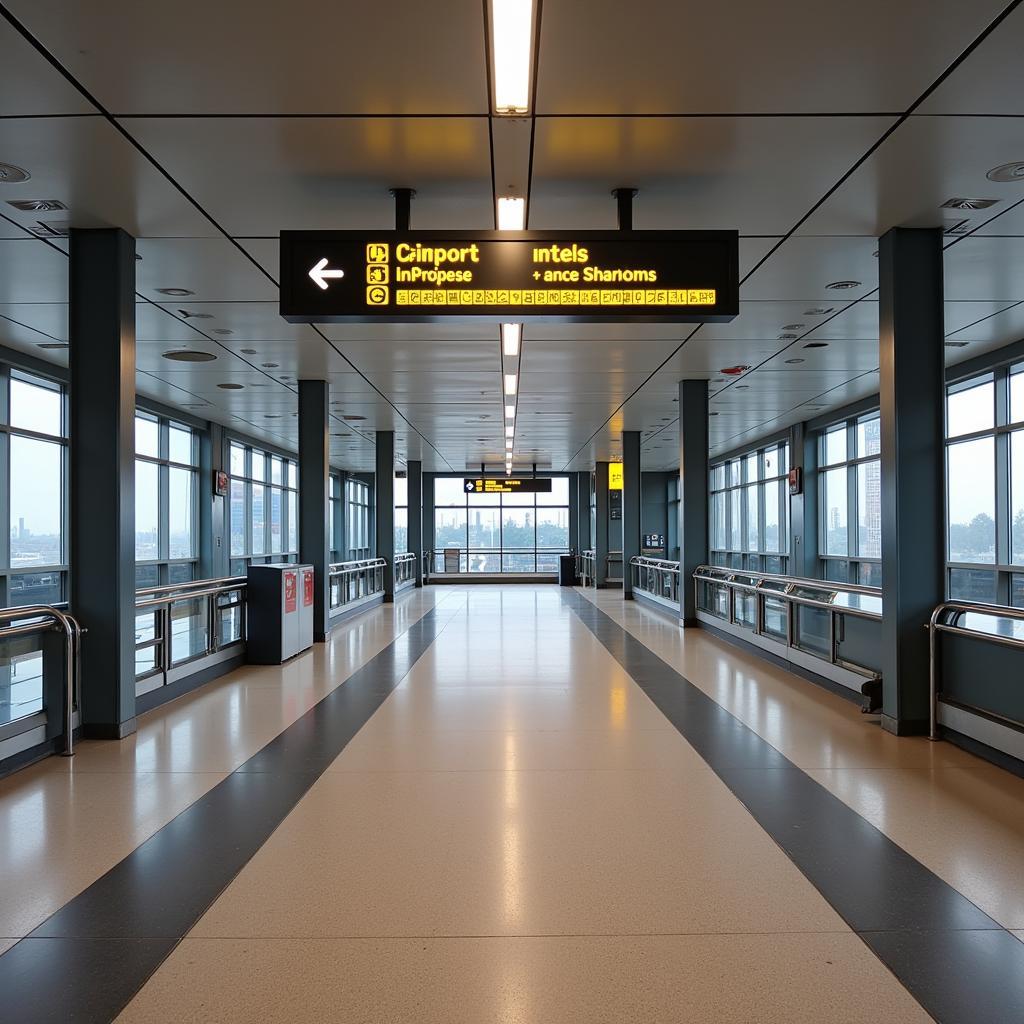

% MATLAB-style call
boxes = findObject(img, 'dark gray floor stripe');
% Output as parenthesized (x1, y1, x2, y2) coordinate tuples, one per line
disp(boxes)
(0, 602, 452, 1024)
(566, 591, 1024, 1024)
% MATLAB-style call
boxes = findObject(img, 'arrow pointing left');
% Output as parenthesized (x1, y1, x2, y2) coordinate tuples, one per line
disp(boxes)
(309, 257, 345, 291)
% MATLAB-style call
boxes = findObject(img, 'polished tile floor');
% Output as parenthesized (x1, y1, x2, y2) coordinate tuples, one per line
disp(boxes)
(1, 584, 1022, 1022)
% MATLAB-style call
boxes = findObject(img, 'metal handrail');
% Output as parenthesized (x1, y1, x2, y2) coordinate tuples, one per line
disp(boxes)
(329, 558, 387, 611)
(135, 575, 246, 598)
(0, 605, 82, 757)
(928, 600, 1024, 741)
(577, 549, 596, 587)
(394, 552, 416, 563)
(330, 557, 387, 575)
(629, 556, 681, 605)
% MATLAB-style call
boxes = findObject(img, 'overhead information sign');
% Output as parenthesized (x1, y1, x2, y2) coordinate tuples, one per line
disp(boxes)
(608, 464, 624, 490)
(464, 478, 553, 494)
(280, 231, 738, 324)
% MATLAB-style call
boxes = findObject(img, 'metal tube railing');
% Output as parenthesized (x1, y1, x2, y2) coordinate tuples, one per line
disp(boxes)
(928, 600, 1024, 741)
(0, 605, 83, 757)
(629, 556, 681, 604)
(577, 550, 596, 587)
(329, 558, 387, 610)
(425, 549, 568, 574)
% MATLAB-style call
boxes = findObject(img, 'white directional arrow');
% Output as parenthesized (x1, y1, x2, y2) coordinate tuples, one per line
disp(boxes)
(309, 257, 345, 291)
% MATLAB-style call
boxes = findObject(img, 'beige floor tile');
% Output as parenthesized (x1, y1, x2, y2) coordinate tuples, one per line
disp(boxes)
(117, 934, 929, 1024)
(330, 723, 713, 773)
(807, 765, 1024, 929)
(0, 770, 226, 937)
(192, 767, 844, 938)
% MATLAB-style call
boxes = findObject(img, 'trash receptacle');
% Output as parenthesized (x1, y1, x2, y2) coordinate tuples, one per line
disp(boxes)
(558, 554, 577, 586)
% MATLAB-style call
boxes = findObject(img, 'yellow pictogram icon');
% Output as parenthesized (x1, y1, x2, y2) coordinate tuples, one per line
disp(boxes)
(366, 243, 389, 264)
(366, 264, 389, 284)
(366, 285, 389, 306)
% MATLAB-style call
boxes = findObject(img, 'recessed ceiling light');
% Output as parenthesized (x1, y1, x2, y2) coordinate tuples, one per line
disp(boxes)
(217, 382, 244, 389)
(261, 362, 279, 368)
(497, 196, 525, 230)
(781, 323, 805, 331)
(212, 328, 233, 335)
(987, 162, 1024, 184)
(945, 340, 970, 348)
(826, 280, 861, 290)
(163, 349, 217, 362)
(735, 384, 750, 389)
(501, 322, 521, 355)
(489, 0, 535, 114)
(240, 347, 258, 354)
(941, 197, 999, 210)
(37, 342, 69, 350)
(504, 373, 518, 395)
(0, 163, 31, 184)
(804, 307, 834, 316)
(6, 198, 65, 212)
(177, 309, 213, 319)
(803, 342, 829, 349)
(784, 357, 805, 364)
(344, 414, 367, 421)
(778, 333, 798, 340)
(264, 413, 282, 419)
(157, 287, 194, 297)
(28, 221, 68, 238)
(505, 404, 515, 418)
(709, 412, 719, 417)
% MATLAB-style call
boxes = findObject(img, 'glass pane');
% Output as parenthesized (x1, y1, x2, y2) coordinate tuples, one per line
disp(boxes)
(8, 571, 62, 607)
(467, 507, 499, 549)
(288, 462, 298, 489)
(947, 437, 995, 563)
(501, 486, 534, 506)
(251, 450, 265, 482)
(503, 551, 536, 572)
(857, 460, 881, 558)
(713, 492, 726, 549)
(135, 564, 159, 589)
(821, 558, 849, 584)
(434, 507, 466, 548)
(856, 416, 880, 458)
(11, 378, 61, 435)
(948, 568, 997, 603)
(170, 598, 208, 664)
(823, 467, 848, 555)
(434, 477, 466, 506)
(764, 480, 780, 553)
(395, 508, 408, 552)
(270, 457, 283, 486)
(537, 505, 568, 549)
(823, 426, 846, 466)
(467, 489, 499, 506)
(251, 483, 265, 555)
(0, 640, 44, 722)
(168, 563, 194, 584)
(538, 476, 570, 505)
(10, 435, 63, 567)
(763, 446, 779, 478)
(230, 480, 246, 556)
(947, 380, 994, 437)
(168, 467, 194, 559)
(288, 491, 297, 551)
(230, 443, 245, 477)
(135, 459, 159, 561)
(1012, 431, 1024, 565)
(269, 487, 283, 553)
(1012, 574, 1024, 608)
(779, 443, 789, 476)
(728, 460, 740, 486)
(744, 453, 759, 482)
(857, 562, 882, 587)
(729, 489, 741, 551)
(394, 474, 408, 507)
(169, 425, 193, 465)
(135, 415, 159, 457)
(745, 485, 758, 551)
(502, 507, 533, 548)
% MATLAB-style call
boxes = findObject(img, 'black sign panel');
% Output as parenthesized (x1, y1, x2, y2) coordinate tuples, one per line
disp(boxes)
(280, 230, 738, 324)
(464, 478, 553, 495)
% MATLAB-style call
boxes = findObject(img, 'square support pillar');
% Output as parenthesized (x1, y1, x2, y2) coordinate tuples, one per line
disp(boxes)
(678, 379, 709, 626)
(69, 228, 137, 739)
(788, 421, 819, 579)
(879, 227, 945, 735)
(622, 431, 641, 599)
(299, 380, 330, 641)
(595, 461, 610, 588)
(376, 431, 395, 602)
(576, 472, 592, 552)
(407, 460, 423, 586)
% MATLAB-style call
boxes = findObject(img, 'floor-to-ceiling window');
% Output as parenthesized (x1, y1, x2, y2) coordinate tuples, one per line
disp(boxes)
(709, 441, 790, 574)
(227, 440, 299, 575)
(395, 473, 408, 553)
(817, 412, 881, 586)
(431, 476, 570, 572)
(345, 477, 371, 560)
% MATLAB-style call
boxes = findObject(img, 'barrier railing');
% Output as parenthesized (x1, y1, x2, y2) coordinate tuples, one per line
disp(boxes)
(693, 565, 883, 701)
(394, 552, 417, 591)
(329, 557, 386, 611)
(928, 601, 1024, 743)
(0, 605, 82, 756)
(630, 556, 681, 606)
(424, 549, 566, 574)
(577, 550, 596, 587)
(135, 577, 247, 688)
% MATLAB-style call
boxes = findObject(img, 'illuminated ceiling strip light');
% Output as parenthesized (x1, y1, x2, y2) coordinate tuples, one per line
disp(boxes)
(497, 196, 526, 231)
(504, 373, 518, 395)
(505, 425, 515, 437)
(505, 404, 515, 419)
(501, 322, 521, 355)
(490, 0, 535, 114)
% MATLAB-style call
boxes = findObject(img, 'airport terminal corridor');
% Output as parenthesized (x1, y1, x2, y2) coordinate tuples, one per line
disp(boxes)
(2, 586, 1022, 1021)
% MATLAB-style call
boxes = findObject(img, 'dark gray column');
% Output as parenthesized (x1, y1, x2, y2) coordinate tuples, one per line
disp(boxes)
(568, 472, 580, 555)
(298, 380, 330, 641)
(408, 460, 423, 587)
(376, 431, 395, 602)
(576, 472, 592, 551)
(622, 431, 641, 599)
(595, 461, 610, 588)
(200, 421, 229, 579)
(69, 228, 137, 739)
(879, 227, 945, 735)
(788, 421, 818, 578)
(678, 379, 709, 626)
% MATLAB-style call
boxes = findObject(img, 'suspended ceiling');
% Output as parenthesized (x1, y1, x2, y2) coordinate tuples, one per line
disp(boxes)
(1, 0, 1024, 471)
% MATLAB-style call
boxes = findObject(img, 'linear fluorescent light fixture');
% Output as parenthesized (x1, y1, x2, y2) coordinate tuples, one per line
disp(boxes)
(505, 404, 515, 419)
(490, 0, 535, 114)
(501, 322, 521, 355)
(504, 373, 518, 396)
(497, 196, 526, 230)
(506, 425, 515, 437)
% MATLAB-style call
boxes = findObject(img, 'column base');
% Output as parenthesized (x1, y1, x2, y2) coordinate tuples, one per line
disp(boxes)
(82, 718, 138, 740)
(880, 713, 930, 737)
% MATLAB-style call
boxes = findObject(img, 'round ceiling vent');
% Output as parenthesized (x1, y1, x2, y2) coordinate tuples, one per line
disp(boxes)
(163, 349, 217, 362)
(0, 163, 31, 184)
(987, 161, 1024, 184)
(344, 414, 367, 420)
(156, 287, 194, 297)
(217, 382, 244, 389)
(826, 280, 861, 290)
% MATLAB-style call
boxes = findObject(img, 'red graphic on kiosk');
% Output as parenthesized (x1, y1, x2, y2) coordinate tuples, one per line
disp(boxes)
(284, 571, 297, 613)
(303, 569, 314, 607)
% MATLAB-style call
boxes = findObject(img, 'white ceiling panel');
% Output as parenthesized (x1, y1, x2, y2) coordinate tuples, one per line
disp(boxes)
(741, 236, 879, 300)
(0, 17, 94, 115)
(327, 341, 499, 373)
(700, 301, 856, 341)
(799, 116, 1024, 237)
(135, 239, 277, 302)
(759, 340, 880, 374)
(530, 117, 894, 235)
(943, 302, 1024, 348)
(536, 0, 1006, 114)
(5, 0, 488, 115)
(943, 237, 1024, 302)
(0, 239, 67, 302)
(128, 118, 494, 236)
